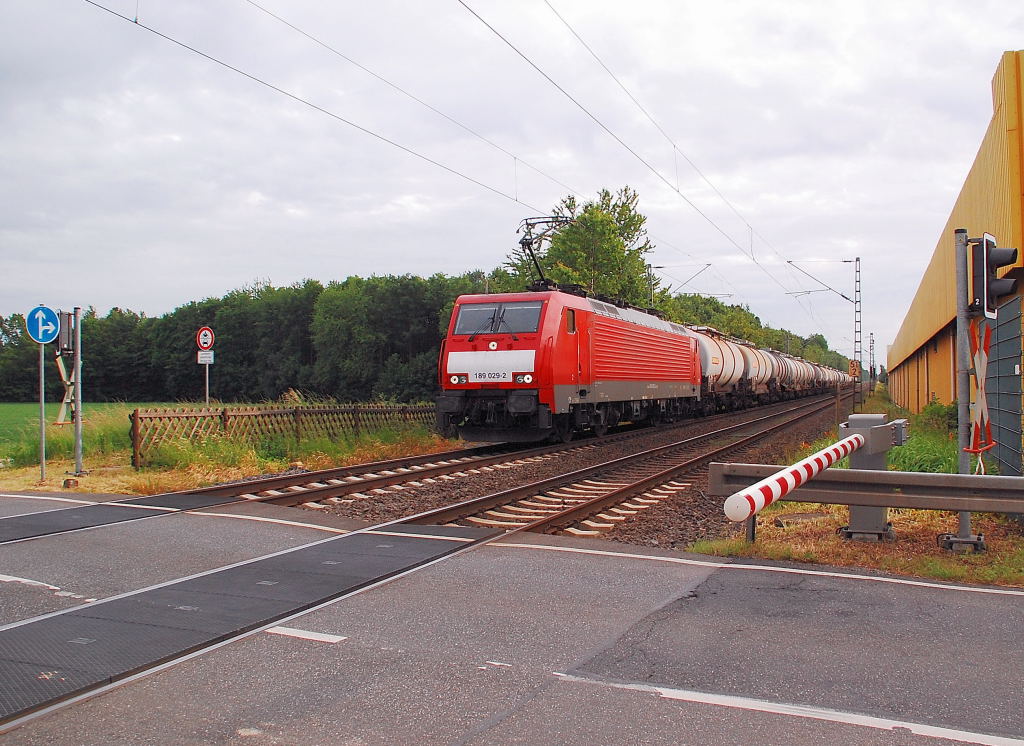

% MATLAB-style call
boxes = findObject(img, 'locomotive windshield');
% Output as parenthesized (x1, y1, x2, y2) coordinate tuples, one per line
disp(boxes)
(453, 301, 543, 335)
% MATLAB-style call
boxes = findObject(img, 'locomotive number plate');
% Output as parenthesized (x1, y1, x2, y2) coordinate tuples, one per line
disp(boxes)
(448, 350, 535, 384)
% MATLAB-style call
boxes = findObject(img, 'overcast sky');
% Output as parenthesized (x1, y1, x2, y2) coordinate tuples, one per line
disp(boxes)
(3, 1, 1023, 365)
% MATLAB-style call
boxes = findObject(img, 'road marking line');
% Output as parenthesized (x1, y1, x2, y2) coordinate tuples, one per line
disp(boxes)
(366, 529, 475, 543)
(0, 494, 99, 505)
(107, 503, 179, 512)
(0, 574, 59, 591)
(494, 542, 1024, 596)
(554, 673, 1024, 746)
(0, 574, 96, 602)
(186, 511, 350, 533)
(266, 626, 347, 644)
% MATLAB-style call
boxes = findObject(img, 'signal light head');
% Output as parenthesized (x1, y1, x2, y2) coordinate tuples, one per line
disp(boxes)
(970, 233, 1019, 319)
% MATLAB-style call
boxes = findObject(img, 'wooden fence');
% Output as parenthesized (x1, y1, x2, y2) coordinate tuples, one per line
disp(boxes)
(130, 404, 436, 467)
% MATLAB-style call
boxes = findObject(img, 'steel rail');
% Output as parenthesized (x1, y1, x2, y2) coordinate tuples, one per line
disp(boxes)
(406, 394, 846, 527)
(158, 400, 763, 501)
(159, 443, 519, 498)
(239, 393, 844, 506)
(524, 395, 846, 533)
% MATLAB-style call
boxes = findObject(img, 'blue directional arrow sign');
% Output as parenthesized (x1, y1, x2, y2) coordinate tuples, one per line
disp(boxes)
(26, 305, 60, 344)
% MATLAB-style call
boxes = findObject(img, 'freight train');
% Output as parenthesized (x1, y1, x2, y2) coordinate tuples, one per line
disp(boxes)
(436, 286, 852, 442)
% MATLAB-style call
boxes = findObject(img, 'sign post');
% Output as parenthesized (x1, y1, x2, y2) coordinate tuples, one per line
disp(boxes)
(26, 306, 60, 481)
(196, 326, 215, 405)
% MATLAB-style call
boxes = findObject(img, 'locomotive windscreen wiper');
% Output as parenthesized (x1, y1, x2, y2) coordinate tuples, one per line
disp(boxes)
(495, 308, 519, 341)
(467, 313, 497, 342)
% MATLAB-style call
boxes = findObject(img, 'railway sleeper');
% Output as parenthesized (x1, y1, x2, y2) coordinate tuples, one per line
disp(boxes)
(564, 527, 602, 536)
(519, 498, 571, 508)
(466, 516, 527, 528)
(484, 510, 536, 521)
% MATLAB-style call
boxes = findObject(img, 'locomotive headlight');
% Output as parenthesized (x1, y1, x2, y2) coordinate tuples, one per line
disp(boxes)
(450, 375, 460, 384)
(523, 374, 533, 384)
(513, 373, 534, 384)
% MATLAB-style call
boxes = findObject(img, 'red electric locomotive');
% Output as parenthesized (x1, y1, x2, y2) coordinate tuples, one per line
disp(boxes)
(436, 288, 702, 442)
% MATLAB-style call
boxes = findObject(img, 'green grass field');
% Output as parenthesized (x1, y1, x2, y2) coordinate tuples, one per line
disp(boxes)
(0, 402, 167, 448)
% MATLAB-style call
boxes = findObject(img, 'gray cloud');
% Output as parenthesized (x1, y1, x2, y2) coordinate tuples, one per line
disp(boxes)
(2, 0, 1022, 364)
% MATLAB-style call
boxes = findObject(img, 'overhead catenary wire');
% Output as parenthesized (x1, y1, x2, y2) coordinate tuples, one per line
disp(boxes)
(82, 0, 546, 214)
(541, 0, 825, 304)
(455, 0, 756, 262)
(86, 0, 845, 346)
(241, 0, 585, 201)
(460, 1, 838, 340)
(544, 1, 810, 279)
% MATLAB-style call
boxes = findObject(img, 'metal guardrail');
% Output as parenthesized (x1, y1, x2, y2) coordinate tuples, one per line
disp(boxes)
(709, 463, 1024, 515)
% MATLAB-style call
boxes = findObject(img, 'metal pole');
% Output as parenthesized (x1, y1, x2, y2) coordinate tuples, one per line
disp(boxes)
(854, 257, 862, 410)
(205, 363, 210, 406)
(38, 342, 45, 482)
(954, 230, 972, 537)
(73, 306, 83, 475)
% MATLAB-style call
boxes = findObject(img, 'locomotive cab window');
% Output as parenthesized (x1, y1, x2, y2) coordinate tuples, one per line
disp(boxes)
(565, 309, 576, 334)
(453, 301, 542, 335)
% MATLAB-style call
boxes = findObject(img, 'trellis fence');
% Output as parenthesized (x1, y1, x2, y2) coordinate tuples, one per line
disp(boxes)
(130, 404, 436, 467)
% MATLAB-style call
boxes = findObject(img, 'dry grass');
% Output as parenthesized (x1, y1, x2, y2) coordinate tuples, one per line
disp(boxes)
(689, 387, 1024, 587)
(692, 503, 1024, 587)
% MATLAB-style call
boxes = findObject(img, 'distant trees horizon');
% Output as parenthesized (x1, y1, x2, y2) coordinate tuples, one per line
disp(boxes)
(0, 189, 849, 403)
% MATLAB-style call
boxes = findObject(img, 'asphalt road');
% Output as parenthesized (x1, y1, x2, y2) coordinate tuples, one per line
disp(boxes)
(1, 492, 1021, 744)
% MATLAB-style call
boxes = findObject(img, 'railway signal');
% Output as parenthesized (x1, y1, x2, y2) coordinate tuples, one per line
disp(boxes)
(969, 232, 1018, 319)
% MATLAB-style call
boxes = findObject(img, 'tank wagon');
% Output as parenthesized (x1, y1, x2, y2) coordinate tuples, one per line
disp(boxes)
(436, 288, 852, 442)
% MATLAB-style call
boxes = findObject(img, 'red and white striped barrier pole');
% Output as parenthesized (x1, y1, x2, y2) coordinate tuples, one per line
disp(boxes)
(723, 434, 866, 522)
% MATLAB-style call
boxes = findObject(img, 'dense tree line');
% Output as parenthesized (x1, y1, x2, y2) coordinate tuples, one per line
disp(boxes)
(0, 275, 483, 403)
(0, 188, 849, 403)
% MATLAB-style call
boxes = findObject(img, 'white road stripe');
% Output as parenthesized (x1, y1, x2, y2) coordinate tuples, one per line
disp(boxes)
(0, 574, 96, 602)
(186, 511, 350, 533)
(182, 515, 473, 542)
(494, 542, 1024, 597)
(266, 626, 347, 644)
(366, 529, 474, 543)
(105, 503, 179, 512)
(0, 494, 99, 505)
(555, 673, 1024, 746)
(0, 574, 60, 591)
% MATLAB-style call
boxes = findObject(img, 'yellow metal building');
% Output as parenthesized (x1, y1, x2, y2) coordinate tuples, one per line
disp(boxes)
(888, 51, 1024, 414)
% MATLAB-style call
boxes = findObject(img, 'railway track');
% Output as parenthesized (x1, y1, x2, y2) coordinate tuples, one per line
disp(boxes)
(184, 395, 841, 509)
(0, 392, 846, 547)
(405, 392, 850, 537)
(241, 395, 839, 511)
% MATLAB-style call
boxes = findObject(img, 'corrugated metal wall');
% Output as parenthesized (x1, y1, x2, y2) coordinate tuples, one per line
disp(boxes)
(888, 50, 1024, 413)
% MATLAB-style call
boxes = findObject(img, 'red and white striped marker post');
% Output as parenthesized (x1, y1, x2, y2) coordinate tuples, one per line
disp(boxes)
(723, 434, 866, 522)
